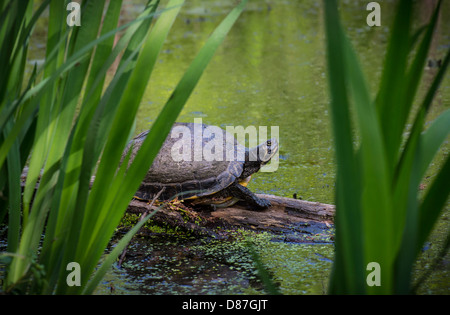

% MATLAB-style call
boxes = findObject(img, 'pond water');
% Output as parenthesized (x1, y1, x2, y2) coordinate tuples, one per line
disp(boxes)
(25, 0, 450, 294)
(136, 0, 338, 203)
(128, 0, 450, 204)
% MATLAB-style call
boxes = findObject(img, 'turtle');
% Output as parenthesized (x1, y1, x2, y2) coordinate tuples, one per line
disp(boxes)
(122, 122, 278, 209)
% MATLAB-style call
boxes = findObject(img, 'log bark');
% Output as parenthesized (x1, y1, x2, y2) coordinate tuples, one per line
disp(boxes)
(126, 193, 334, 237)
(208, 194, 334, 228)
(20, 168, 335, 236)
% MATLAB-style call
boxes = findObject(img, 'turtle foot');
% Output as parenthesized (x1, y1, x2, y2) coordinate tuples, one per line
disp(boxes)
(228, 182, 271, 211)
(254, 198, 271, 209)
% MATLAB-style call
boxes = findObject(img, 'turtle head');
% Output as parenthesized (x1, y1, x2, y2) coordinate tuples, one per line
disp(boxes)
(256, 138, 278, 165)
(241, 138, 278, 178)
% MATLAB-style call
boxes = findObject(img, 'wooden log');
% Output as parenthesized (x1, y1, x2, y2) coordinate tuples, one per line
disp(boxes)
(20, 168, 335, 236)
(200, 194, 334, 234)
(257, 194, 334, 222)
(126, 193, 334, 237)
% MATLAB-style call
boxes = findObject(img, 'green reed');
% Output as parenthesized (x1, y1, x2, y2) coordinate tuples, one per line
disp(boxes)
(324, 0, 449, 294)
(0, 0, 247, 294)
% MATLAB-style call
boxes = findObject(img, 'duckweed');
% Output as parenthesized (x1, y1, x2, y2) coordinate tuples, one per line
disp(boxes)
(105, 225, 335, 295)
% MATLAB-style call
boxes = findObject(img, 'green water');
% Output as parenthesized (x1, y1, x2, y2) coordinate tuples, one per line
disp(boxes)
(131, 0, 450, 205)
(135, 0, 339, 203)
(25, 0, 450, 294)
(93, 230, 334, 295)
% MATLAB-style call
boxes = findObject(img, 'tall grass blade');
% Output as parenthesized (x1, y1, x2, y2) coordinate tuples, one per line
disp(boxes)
(63, 1, 185, 294)
(73, 0, 247, 294)
(324, 0, 449, 294)
(4, 121, 21, 254)
(343, 34, 394, 294)
(323, 0, 365, 294)
(82, 210, 158, 295)
(246, 241, 281, 295)
(391, 2, 448, 291)
(375, 0, 413, 171)
(39, 4, 160, 292)
(1, 0, 249, 294)
(418, 154, 450, 253)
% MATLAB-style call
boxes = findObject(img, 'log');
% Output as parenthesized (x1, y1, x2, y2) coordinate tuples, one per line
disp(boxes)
(126, 193, 334, 238)
(208, 194, 334, 228)
(20, 168, 335, 238)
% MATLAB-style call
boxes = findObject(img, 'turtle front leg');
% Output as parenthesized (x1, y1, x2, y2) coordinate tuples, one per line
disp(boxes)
(227, 182, 271, 210)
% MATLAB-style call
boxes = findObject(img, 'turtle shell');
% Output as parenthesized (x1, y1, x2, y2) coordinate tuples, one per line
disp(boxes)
(123, 122, 246, 201)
